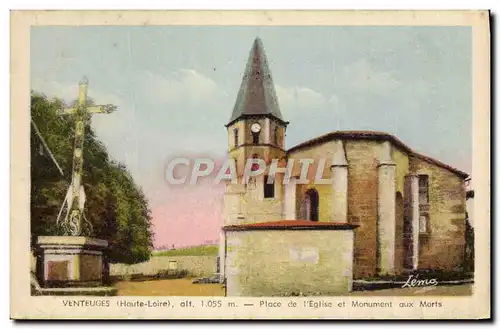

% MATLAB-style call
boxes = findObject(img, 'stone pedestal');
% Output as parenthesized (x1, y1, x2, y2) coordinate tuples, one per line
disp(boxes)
(34, 236, 117, 296)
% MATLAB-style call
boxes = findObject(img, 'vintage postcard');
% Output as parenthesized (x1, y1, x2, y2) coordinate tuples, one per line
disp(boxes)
(10, 10, 490, 319)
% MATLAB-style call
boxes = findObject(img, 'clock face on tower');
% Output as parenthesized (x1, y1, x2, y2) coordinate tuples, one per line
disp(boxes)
(251, 123, 261, 133)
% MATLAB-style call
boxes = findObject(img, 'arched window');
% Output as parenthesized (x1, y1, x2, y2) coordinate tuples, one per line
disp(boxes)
(301, 188, 319, 222)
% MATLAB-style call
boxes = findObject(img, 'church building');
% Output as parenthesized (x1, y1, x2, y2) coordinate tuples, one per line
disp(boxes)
(219, 37, 469, 297)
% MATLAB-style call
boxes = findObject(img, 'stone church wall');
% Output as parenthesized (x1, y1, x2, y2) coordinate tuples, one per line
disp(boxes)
(344, 140, 380, 279)
(286, 139, 417, 278)
(225, 229, 354, 296)
(287, 141, 335, 222)
(239, 173, 284, 224)
(392, 147, 411, 195)
(295, 183, 332, 221)
(409, 157, 467, 270)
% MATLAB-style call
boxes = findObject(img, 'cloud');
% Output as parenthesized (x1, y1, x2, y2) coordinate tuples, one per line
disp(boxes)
(275, 85, 335, 126)
(273, 84, 344, 141)
(139, 69, 218, 105)
(275, 85, 328, 110)
(274, 60, 401, 123)
(338, 59, 400, 95)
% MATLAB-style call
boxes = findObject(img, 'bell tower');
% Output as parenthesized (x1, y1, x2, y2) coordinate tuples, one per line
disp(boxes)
(226, 37, 288, 177)
(224, 37, 289, 225)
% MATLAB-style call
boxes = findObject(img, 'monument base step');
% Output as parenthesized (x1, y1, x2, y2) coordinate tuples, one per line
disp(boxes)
(35, 235, 109, 288)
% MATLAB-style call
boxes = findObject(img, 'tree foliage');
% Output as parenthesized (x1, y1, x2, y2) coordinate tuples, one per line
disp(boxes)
(464, 215, 474, 272)
(30, 92, 154, 264)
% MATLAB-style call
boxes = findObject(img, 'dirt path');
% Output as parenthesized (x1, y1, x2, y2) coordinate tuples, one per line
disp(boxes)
(115, 279, 472, 297)
(115, 278, 225, 296)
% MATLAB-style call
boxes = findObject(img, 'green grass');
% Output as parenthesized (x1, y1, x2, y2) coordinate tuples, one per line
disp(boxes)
(153, 244, 218, 257)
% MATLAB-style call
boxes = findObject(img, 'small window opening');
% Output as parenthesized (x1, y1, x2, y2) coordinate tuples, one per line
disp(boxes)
(234, 128, 239, 147)
(264, 175, 275, 199)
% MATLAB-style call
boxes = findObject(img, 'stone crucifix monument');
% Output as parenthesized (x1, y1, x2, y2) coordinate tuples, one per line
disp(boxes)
(35, 77, 117, 296)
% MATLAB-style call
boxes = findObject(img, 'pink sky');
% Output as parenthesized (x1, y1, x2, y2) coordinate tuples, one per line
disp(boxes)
(151, 184, 224, 249)
(150, 159, 227, 249)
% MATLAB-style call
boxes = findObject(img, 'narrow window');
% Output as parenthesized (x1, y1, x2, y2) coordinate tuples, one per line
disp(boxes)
(419, 175, 429, 205)
(418, 175, 430, 234)
(274, 126, 279, 145)
(252, 131, 260, 144)
(234, 128, 239, 147)
(264, 175, 275, 199)
(419, 215, 429, 234)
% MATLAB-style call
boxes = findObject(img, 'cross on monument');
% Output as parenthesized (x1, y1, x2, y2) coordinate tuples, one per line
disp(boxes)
(56, 76, 117, 236)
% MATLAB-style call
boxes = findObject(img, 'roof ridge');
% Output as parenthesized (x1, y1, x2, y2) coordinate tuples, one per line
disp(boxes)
(286, 130, 469, 178)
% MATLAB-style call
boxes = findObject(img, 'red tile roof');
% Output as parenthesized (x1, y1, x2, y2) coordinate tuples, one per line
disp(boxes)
(286, 130, 469, 178)
(223, 220, 358, 231)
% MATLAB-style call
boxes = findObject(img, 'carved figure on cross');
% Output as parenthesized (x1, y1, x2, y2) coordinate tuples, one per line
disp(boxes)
(56, 76, 117, 236)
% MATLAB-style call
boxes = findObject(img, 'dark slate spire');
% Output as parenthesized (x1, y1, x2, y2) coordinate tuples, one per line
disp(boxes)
(228, 37, 285, 125)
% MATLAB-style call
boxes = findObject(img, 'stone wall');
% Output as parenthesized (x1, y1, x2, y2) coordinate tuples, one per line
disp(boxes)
(238, 172, 285, 223)
(33, 253, 217, 278)
(344, 140, 381, 278)
(109, 255, 217, 277)
(287, 141, 335, 222)
(225, 229, 354, 296)
(409, 156, 467, 270)
(295, 183, 332, 221)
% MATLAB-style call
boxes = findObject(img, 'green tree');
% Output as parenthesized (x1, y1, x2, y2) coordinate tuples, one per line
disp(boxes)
(30, 92, 154, 264)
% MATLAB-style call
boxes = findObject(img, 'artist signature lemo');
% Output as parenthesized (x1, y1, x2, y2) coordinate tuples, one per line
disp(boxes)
(402, 274, 438, 288)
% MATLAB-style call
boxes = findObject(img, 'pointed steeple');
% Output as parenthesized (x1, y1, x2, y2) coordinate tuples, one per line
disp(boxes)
(228, 37, 285, 125)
